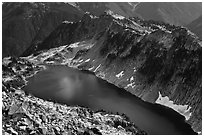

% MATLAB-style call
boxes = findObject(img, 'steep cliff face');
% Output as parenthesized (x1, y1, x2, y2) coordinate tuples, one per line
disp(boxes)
(2, 2, 83, 57)
(23, 12, 201, 133)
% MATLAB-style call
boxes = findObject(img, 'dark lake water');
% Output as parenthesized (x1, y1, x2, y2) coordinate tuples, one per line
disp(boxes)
(23, 65, 196, 135)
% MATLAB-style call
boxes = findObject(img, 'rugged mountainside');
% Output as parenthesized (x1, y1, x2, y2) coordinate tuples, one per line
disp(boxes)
(2, 2, 201, 57)
(187, 16, 202, 40)
(2, 57, 146, 135)
(2, 2, 83, 57)
(22, 12, 202, 133)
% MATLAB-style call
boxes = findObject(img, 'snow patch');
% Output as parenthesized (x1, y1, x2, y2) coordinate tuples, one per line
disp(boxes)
(112, 14, 125, 20)
(89, 14, 98, 19)
(62, 20, 73, 24)
(130, 76, 134, 82)
(61, 58, 72, 65)
(133, 67, 137, 72)
(84, 58, 90, 63)
(153, 25, 172, 33)
(94, 64, 101, 72)
(116, 71, 124, 78)
(66, 2, 80, 10)
(69, 42, 80, 48)
(88, 66, 95, 71)
(125, 82, 135, 89)
(84, 12, 98, 18)
(45, 61, 55, 64)
(156, 92, 192, 120)
(107, 10, 125, 20)
(68, 41, 95, 49)
(78, 59, 83, 63)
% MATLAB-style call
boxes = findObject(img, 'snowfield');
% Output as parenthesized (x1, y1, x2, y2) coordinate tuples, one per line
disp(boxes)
(156, 92, 192, 120)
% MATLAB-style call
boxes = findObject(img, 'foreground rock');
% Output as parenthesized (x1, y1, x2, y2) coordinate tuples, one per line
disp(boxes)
(2, 57, 146, 135)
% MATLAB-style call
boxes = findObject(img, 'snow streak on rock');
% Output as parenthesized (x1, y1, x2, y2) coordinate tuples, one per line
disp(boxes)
(85, 58, 91, 62)
(94, 64, 101, 72)
(125, 82, 135, 89)
(116, 71, 124, 78)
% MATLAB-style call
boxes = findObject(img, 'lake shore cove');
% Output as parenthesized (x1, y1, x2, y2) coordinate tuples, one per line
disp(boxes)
(2, 57, 146, 135)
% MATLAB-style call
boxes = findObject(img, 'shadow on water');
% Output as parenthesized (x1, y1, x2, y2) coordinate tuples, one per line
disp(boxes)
(23, 65, 197, 135)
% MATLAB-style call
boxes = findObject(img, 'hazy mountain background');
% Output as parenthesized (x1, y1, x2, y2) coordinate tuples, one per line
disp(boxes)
(187, 16, 202, 40)
(75, 2, 201, 26)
